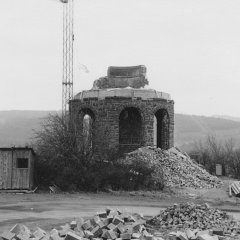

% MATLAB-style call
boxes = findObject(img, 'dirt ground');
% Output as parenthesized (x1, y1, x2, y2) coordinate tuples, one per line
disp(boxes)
(1, 177, 240, 233)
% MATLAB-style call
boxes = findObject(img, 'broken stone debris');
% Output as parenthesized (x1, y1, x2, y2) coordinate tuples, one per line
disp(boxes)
(1, 206, 240, 240)
(0, 208, 150, 240)
(146, 203, 239, 235)
(167, 230, 220, 240)
(229, 181, 240, 197)
(125, 147, 222, 189)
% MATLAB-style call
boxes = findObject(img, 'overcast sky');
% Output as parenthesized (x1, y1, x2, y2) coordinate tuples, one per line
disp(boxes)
(1, 0, 240, 117)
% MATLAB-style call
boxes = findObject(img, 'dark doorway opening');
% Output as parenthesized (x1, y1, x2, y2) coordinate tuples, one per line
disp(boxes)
(119, 107, 142, 145)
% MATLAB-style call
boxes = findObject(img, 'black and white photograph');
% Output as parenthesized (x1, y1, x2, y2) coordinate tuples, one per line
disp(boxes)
(1, 0, 240, 237)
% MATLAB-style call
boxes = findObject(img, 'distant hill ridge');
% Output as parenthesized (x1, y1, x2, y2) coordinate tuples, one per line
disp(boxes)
(0, 111, 240, 151)
(213, 115, 240, 122)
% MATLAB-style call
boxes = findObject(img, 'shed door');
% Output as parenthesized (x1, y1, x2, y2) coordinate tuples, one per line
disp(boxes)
(0, 151, 13, 189)
(12, 158, 29, 189)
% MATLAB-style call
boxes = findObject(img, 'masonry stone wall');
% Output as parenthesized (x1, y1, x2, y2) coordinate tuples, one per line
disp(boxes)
(69, 96, 174, 156)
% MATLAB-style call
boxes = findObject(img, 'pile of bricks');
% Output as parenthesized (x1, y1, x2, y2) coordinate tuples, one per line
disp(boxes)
(166, 228, 234, 240)
(146, 203, 239, 235)
(125, 147, 222, 189)
(1, 206, 240, 240)
(0, 209, 156, 240)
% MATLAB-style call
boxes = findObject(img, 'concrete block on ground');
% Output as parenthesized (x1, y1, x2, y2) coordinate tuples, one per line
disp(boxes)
(198, 234, 218, 240)
(50, 232, 61, 240)
(41, 236, 50, 240)
(102, 219, 110, 227)
(106, 208, 113, 215)
(97, 212, 107, 219)
(58, 225, 72, 238)
(97, 221, 105, 229)
(132, 233, 141, 239)
(132, 223, 143, 233)
(70, 221, 77, 230)
(77, 219, 85, 231)
(91, 216, 101, 226)
(101, 229, 108, 238)
(124, 225, 133, 234)
(185, 229, 196, 240)
(61, 224, 71, 231)
(168, 232, 179, 240)
(91, 226, 103, 238)
(116, 209, 123, 215)
(82, 221, 92, 230)
(50, 229, 58, 236)
(108, 210, 119, 217)
(116, 225, 125, 234)
(112, 217, 124, 226)
(121, 214, 130, 222)
(212, 229, 223, 236)
(196, 231, 210, 237)
(146, 229, 154, 235)
(16, 232, 30, 240)
(127, 216, 135, 223)
(1, 232, 15, 240)
(105, 230, 117, 240)
(178, 232, 188, 240)
(10, 225, 24, 235)
(142, 230, 150, 237)
(65, 232, 82, 240)
(84, 231, 94, 239)
(58, 230, 67, 238)
(107, 215, 114, 223)
(145, 235, 154, 240)
(33, 228, 47, 239)
(107, 223, 118, 231)
(120, 233, 132, 240)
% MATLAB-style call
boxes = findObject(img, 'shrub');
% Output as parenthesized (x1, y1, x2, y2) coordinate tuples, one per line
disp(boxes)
(34, 114, 165, 191)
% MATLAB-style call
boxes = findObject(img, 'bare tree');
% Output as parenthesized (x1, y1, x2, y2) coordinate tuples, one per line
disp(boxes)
(191, 135, 240, 178)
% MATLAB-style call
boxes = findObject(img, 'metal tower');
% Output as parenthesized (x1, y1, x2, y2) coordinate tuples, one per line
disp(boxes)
(61, 0, 74, 118)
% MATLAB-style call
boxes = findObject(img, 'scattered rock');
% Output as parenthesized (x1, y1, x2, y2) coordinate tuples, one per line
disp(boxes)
(1, 206, 240, 240)
(125, 147, 222, 189)
(1, 209, 148, 240)
(146, 203, 238, 234)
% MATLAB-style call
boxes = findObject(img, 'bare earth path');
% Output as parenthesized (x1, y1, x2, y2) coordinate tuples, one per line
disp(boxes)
(1, 178, 240, 233)
(0, 192, 170, 232)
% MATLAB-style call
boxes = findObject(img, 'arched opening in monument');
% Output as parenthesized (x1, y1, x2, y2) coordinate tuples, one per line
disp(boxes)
(119, 107, 142, 146)
(154, 109, 170, 149)
(81, 109, 95, 154)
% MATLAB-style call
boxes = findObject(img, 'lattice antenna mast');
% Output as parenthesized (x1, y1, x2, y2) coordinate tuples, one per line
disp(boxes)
(61, 0, 74, 119)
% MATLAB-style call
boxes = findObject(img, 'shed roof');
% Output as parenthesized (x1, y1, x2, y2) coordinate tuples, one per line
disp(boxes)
(0, 147, 36, 155)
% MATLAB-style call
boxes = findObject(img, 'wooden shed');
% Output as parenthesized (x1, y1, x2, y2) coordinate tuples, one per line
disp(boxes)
(0, 147, 35, 190)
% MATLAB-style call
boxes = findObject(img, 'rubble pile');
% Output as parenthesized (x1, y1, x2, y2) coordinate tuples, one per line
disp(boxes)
(147, 203, 238, 234)
(166, 229, 235, 240)
(125, 147, 222, 188)
(0, 208, 155, 240)
(1, 206, 240, 240)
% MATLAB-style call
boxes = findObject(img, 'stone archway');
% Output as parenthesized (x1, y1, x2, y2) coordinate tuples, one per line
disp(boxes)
(81, 108, 95, 154)
(154, 109, 170, 149)
(119, 107, 142, 146)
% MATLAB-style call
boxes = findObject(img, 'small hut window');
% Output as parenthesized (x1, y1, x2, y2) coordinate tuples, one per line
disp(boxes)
(17, 158, 29, 168)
